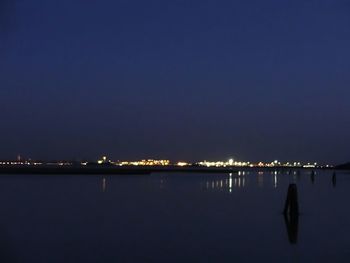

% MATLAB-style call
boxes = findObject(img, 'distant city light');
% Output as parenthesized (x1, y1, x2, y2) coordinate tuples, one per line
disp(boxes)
(117, 159, 170, 166)
(0, 156, 333, 169)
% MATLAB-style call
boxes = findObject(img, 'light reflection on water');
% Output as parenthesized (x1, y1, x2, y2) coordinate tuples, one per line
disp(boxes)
(157, 170, 333, 189)
(153, 170, 325, 193)
(202, 173, 246, 192)
(0, 170, 348, 262)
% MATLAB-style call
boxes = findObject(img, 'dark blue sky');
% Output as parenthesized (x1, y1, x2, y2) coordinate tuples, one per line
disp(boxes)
(0, 0, 349, 163)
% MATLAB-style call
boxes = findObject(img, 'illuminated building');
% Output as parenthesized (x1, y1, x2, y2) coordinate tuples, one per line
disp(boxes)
(97, 156, 110, 164)
(197, 159, 250, 167)
(177, 162, 190, 167)
(117, 159, 170, 166)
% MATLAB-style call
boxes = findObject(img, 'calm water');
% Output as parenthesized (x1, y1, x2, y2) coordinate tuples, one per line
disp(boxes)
(0, 170, 349, 262)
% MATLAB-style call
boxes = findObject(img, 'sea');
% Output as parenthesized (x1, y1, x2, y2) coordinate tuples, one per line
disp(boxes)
(0, 169, 349, 262)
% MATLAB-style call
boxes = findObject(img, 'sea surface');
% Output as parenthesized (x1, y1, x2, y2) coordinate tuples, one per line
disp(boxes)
(0, 170, 349, 262)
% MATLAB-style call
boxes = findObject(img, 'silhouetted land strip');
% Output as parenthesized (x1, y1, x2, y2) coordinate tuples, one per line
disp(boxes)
(0, 165, 338, 175)
(0, 165, 239, 175)
(335, 162, 350, 170)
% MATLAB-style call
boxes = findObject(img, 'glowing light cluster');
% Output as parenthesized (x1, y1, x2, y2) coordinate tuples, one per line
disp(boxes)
(197, 159, 250, 167)
(177, 162, 190, 167)
(117, 159, 170, 166)
(0, 162, 25, 165)
(0, 161, 41, 166)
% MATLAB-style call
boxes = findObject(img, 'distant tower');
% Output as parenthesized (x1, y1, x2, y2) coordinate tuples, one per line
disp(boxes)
(17, 154, 21, 162)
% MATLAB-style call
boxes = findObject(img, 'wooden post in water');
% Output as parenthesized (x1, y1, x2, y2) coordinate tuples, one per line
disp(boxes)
(283, 184, 299, 244)
(284, 211, 299, 244)
(310, 171, 315, 184)
(283, 184, 299, 216)
(332, 172, 337, 188)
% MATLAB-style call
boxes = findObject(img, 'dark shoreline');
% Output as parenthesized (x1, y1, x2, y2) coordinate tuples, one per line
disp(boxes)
(0, 165, 338, 175)
(0, 165, 239, 175)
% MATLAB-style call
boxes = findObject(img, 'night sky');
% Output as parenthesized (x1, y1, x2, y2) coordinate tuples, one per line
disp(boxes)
(0, 0, 349, 163)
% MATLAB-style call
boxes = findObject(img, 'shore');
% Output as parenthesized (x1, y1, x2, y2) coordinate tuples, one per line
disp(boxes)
(0, 165, 337, 175)
(0, 165, 240, 175)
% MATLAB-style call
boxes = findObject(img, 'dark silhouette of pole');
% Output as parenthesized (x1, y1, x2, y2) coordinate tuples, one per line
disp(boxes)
(284, 211, 299, 244)
(283, 184, 299, 244)
(284, 184, 299, 216)
(332, 172, 337, 188)
(310, 171, 315, 184)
